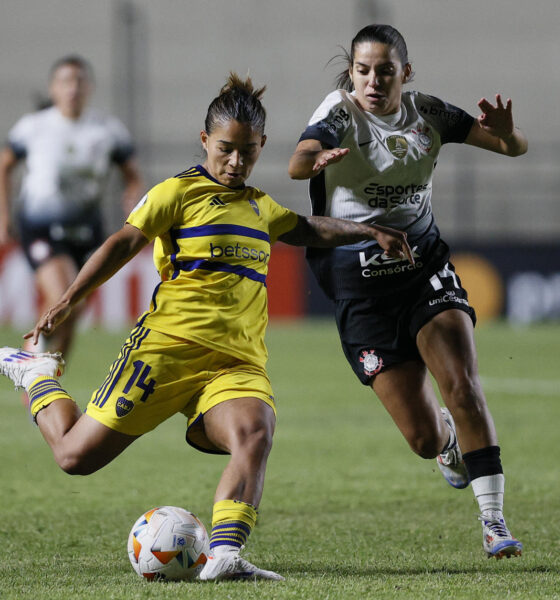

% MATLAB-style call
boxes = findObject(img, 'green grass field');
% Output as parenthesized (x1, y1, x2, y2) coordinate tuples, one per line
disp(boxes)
(1, 320, 559, 599)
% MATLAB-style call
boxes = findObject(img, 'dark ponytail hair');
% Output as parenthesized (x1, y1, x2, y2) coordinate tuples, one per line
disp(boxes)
(204, 72, 267, 135)
(334, 24, 412, 91)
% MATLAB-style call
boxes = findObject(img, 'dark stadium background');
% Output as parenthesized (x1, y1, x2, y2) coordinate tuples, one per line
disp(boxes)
(1, 0, 558, 326)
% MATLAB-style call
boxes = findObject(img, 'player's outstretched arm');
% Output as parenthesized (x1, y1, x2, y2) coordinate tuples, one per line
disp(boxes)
(288, 139, 350, 180)
(24, 224, 149, 344)
(465, 94, 528, 156)
(279, 215, 414, 264)
(0, 147, 19, 246)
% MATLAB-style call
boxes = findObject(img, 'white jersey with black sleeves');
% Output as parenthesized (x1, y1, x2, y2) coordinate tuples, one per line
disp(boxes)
(300, 89, 473, 233)
(8, 106, 134, 224)
(298, 89, 474, 300)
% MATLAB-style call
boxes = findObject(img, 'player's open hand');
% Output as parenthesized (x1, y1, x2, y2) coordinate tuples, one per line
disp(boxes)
(312, 147, 350, 173)
(24, 302, 72, 345)
(372, 224, 415, 264)
(477, 94, 514, 139)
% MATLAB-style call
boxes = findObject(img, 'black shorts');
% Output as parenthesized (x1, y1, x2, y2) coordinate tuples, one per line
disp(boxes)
(335, 261, 476, 385)
(19, 216, 103, 271)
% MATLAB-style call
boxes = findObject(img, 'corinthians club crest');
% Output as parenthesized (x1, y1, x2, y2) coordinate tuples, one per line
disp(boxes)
(411, 125, 433, 153)
(359, 349, 383, 376)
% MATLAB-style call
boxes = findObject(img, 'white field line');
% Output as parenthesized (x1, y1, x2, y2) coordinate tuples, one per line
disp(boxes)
(480, 376, 560, 397)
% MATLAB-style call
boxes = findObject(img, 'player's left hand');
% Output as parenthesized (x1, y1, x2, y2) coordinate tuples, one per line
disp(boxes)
(24, 302, 72, 345)
(477, 94, 514, 139)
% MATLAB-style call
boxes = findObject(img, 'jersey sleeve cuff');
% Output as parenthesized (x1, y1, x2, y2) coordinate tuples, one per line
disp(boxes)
(298, 123, 339, 149)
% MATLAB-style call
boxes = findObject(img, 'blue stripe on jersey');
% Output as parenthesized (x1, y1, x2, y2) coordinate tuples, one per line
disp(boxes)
(169, 232, 182, 280)
(174, 166, 200, 179)
(91, 325, 150, 408)
(174, 259, 267, 285)
(138, 281, 163, 323)
(171, 224, 270, 243)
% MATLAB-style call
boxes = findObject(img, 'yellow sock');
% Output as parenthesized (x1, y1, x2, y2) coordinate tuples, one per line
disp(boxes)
(209, 499, 258, 552)
(28, 376, 74, 421)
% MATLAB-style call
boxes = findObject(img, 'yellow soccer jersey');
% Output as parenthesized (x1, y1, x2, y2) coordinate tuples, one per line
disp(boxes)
(126, 165, 298, 368)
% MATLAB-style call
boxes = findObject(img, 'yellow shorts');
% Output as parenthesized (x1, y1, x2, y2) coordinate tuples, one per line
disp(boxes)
(85, 324, 275, 454)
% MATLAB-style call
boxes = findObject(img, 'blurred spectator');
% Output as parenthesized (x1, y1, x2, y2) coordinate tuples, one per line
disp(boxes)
(0, 55, 143, 357)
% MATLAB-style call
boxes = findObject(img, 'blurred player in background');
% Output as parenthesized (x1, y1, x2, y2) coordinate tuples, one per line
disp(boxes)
(0, 73, 412, 581)
(0, 55, 143, 358)
(289, 24, 528, 559)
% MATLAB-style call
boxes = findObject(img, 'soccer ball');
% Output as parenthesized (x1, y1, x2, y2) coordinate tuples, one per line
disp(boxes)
(127, 506, 209, 580)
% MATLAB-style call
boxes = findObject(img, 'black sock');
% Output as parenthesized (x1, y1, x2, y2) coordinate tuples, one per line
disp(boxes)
(463, 445, 503, 481)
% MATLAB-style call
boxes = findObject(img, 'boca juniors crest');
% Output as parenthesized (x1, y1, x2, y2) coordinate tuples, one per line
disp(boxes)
(249, 199, 260, 216)
(359, 349, 383, 376)
(116, 396, 134, 417)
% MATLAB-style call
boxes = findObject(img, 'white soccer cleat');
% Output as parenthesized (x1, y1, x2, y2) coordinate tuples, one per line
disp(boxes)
(0, 347, 65, 391)
(436, 407, 470, 489)
(198, 550, 284, 581)
(480, 511, 523, 559)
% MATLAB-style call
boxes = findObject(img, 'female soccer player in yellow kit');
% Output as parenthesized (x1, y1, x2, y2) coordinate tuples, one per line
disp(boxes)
(0, 73, 412, 581)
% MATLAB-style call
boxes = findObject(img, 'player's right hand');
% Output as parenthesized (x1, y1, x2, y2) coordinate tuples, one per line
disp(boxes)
(312, 147, 350, 173)
(24, 302, 72, 345)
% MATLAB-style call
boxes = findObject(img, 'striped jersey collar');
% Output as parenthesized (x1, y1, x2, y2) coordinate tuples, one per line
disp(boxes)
(196, 164, 246, 190)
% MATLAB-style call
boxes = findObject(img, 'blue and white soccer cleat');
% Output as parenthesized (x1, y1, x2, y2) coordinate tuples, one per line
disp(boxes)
(198, 548, 284, 581)
(0, 347, 64, 391)
(436, 407, 470, 489)
(480, 511, 523, 559)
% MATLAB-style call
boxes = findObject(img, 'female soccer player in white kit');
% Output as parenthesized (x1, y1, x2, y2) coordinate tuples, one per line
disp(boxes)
(289, 24, 528, 559)
(0, 55, 143, 357)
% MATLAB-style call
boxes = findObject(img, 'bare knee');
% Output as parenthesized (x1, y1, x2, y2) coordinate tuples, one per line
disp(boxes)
(55, 450, 103, 476)
(243, 423, 274, 458)
(442, 374, 487, 420)
(232, 421, 274, 463)
(407, 432, 441, 459)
